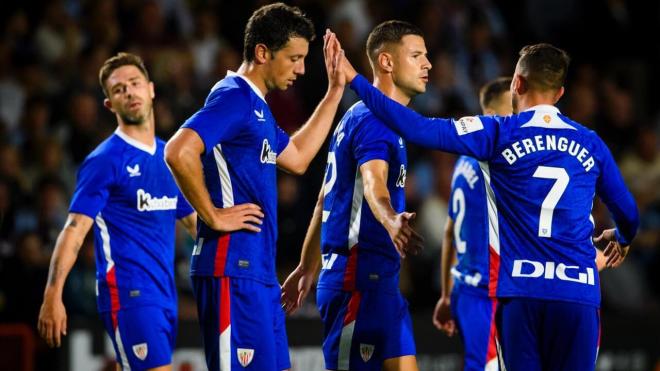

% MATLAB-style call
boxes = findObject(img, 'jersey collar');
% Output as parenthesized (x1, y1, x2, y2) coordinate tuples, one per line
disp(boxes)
(523, 104, 560, 114)
(226, 71, 266, 103)
(114, 128, 157, 155)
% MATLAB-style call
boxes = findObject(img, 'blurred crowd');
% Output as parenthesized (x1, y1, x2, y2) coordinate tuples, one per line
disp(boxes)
(0, 0, 658, 347)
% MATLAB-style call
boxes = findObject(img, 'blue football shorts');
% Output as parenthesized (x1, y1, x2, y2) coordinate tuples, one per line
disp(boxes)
(100, 305, 177, 370)
(192, 276, 290, 371)
(316, 287, 416, 371)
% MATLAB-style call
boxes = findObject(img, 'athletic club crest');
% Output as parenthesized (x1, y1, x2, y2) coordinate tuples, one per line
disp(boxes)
(132, 343, 148, 360)
(237, 348, 254, 367)
(360, 343, 374, 362)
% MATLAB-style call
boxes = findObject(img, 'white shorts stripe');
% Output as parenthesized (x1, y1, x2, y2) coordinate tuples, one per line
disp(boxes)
(220, 325, 231, 371)
(114, 327, 131, 370)
(338, 320, 356, 370)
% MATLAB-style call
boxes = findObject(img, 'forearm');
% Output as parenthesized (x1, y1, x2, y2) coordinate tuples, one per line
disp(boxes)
(287, 89, 343, 171)
(44, 215, 91, 299)
(440, 219, 455, 298)
(365, 190, 397, 231)
(179, 212, 198, 240)
(299, 190, 324, 273)
(165, 146, 218, 226)
(361, 163, 396, 229)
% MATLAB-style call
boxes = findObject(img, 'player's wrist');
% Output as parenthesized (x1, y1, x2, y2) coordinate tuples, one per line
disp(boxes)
(324, 86, 343, 101)
(43, 288, 63, 302)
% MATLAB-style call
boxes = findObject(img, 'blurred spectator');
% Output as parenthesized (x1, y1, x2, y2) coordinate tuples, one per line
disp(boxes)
(0, 231, 49, 324)
(190, 11, 228, 85)
(596, 78, 641, 157)
(61, 91, 102, 164)
(619, 128, 660, 209)
(0, 40, 26, 133)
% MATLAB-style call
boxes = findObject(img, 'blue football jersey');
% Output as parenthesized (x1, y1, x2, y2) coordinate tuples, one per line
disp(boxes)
(350, 75, 639, 307)
(181, 72, 290, 285)
(70, 130, 194, 313)
(317, 102, 408, 293)
(449, 156, 490, 296)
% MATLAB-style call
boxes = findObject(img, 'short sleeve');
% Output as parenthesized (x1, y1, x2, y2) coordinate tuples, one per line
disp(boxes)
(69, 154, 115, 218)
(176, 189, 195, 219)
(276, 125, 290, 154)
(181, 88, 250, 155)
(353, 116, 392, 166)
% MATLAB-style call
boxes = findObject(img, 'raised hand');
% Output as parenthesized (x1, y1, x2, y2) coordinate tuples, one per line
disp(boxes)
(323, 29, 345, 90)
(281, 265, 316, 315)
(209, 203, 264, 233)
(385, 212, 424, 258)
(432, 296, 457, 337)
(594, 228, 629, 268)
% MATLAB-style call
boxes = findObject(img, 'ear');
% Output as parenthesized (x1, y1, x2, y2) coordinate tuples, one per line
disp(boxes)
(553, 86, 565, 103)
(377, 52, 394, 73)
(103, 98, 115, 113)
(513, 74, 528, 95)
(254, 44, 269, 64)
(149, 81, 155, 99)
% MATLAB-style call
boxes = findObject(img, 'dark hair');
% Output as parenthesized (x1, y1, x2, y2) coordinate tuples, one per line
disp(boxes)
(517, 43, 570, 91)
(243, 3, 315, 62)
(366, 20, 423, 65)
(98, 52, 150, 97)
(480, 77, 512, 112)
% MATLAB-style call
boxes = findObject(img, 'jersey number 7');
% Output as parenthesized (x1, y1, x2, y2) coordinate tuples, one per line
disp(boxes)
(533, 166, 569, 238)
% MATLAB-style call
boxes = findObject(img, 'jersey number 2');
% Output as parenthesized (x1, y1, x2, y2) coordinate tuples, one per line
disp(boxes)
(452, 188, 467, 253)
(532, 166, 569, 238)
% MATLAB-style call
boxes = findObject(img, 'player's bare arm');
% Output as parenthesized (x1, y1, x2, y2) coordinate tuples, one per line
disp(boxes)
(432, 217, 457, 336)
(360, 159, 423, 258)
(281, 187, 324, 315)
(277, 30, 345, 174)
(178, 211, 198, 240)
(165, 129, 264, 232)
(38, 213, 94, 348)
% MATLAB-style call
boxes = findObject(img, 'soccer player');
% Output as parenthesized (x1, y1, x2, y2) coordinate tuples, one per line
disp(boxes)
(163, 4, 345, 371)
(338, 42, 639, 370)
(432, 77, 512, 371)
(37, 53, 204, 371)
(280, 21, 428, 371)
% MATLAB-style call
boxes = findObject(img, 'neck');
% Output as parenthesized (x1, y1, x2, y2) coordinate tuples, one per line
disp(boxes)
(238, 62, 269, 96)
(117, 111, 155, 146)
(373, 75, 411, 106)
(517, 90, 558, 112)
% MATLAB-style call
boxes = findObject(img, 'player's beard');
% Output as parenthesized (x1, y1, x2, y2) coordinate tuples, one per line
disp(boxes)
(120, 104, 151, 126)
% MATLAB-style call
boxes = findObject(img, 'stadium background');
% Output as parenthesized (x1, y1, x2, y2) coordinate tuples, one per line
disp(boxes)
(0, 0, 658, 370)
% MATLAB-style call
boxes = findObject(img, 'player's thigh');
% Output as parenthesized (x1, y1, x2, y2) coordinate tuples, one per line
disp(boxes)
(452, 289, 498, 371)
(100, 306, 176, 370)
(383, 355, 418, 371)
(192, 276, 284, 371)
